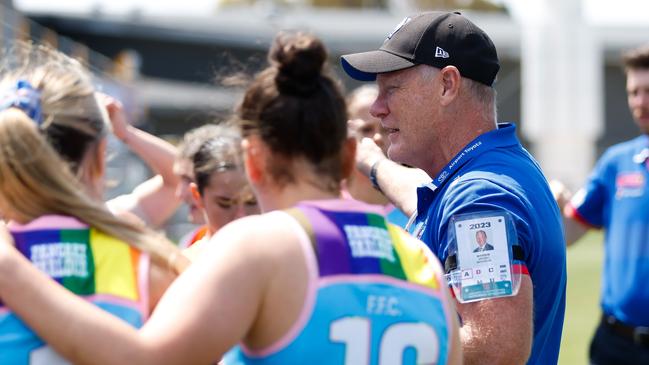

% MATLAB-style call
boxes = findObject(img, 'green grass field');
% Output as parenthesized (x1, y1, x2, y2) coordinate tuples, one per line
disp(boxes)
(558, 231, 604, 365)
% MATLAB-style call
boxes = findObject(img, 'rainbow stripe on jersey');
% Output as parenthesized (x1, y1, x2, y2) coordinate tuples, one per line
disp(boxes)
(0, 215, 149, 364)
(224, 199, 452, 365)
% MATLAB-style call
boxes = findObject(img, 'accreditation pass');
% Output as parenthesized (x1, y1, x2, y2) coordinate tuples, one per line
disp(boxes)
(454, 214, 513, 302)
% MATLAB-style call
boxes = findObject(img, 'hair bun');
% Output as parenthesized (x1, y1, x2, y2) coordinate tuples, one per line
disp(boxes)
(270, 32, 327, 96)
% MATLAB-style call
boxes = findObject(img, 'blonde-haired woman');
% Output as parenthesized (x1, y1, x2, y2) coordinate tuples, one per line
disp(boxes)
(0, 44, 186, 363)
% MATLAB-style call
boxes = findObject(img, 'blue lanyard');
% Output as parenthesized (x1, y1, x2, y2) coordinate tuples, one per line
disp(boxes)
(406, 123, 520, 233)
(426, 123, 518, 194)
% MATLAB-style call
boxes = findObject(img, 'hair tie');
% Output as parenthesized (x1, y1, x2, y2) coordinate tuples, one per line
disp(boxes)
(0, 79, 43, 125)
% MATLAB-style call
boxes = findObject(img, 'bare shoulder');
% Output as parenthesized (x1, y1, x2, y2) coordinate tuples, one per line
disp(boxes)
(197, 212, 304, 268)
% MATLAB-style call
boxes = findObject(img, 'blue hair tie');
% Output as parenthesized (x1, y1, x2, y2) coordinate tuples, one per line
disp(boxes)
(0, 79, 43, 125)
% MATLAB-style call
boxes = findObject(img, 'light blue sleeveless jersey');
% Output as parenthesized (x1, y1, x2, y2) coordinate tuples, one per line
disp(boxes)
(223, 199, 453, 365)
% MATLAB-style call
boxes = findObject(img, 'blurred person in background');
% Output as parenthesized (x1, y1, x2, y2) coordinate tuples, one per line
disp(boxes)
(0, 43, 186, 364)
(0, 32, 461, 365)
(553, 44, 649, 365)
(345, 85, 409, 227)
(185, 123, 259, 251)
(174, 124, 225, 247)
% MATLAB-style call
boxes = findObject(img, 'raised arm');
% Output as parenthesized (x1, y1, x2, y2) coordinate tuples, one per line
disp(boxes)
(102, 95, 181, 228)
(355, 137, 430, 217)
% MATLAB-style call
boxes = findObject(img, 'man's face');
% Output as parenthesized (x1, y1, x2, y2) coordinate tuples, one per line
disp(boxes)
(173, 158, 204, 224)
(372, 66, 439, 169)
(476, 231, 487, 247)
(627, 68, 649, 134)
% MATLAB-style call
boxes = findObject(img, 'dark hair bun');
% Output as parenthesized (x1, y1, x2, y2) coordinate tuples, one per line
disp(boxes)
(270, 32, 327, 96)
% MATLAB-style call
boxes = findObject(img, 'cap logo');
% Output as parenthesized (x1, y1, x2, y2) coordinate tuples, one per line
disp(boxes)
(435, 47, 450, 59)
(387, 17, 411, 40)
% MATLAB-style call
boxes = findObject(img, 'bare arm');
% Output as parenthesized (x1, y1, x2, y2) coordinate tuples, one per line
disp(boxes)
(549, 180, 589, 246)
(102, 95, 181, 228)
(356, 138, 430, 217)
(440, 267, 463, 365)
(0, 217, 270, 365)
(457, 275, 533, 365)
(147, 260, 178, 312)
(447, 297, 463, 365)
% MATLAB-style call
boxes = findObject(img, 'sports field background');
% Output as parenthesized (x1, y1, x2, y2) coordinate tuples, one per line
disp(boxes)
(558, 231, 604, 365)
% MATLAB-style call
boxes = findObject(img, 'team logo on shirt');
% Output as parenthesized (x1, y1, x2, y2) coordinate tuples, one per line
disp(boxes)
(615, 171, 645, 199)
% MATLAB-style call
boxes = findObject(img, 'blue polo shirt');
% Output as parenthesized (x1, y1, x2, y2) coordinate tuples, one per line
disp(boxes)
(568, 135, 649, 326)
(411, 123, 566, 365)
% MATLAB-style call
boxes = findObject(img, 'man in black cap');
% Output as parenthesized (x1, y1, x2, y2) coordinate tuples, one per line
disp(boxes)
(341, 11, 566, 365)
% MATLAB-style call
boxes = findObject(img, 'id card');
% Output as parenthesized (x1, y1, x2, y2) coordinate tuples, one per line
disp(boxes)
(446, 211, 520, 303)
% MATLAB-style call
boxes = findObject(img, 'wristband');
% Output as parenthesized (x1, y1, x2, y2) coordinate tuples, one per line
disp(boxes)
(369, 159, 384, 193)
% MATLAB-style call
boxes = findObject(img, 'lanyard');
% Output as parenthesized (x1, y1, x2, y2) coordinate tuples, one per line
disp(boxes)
(406, 123, 519, 232)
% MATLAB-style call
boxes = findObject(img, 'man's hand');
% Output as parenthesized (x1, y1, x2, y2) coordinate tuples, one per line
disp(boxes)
(355, 137, 387, 176)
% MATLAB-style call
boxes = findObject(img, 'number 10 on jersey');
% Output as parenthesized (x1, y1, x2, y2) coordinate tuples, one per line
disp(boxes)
(330, 317, 440, 364)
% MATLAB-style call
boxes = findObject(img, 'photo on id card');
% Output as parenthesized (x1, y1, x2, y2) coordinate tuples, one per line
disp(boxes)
(453, 212, 514, 302)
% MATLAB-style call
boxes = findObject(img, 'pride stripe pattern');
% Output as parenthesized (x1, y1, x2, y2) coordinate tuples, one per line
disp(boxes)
(291, 200, 440, 290)
(0, 215, 148, 364)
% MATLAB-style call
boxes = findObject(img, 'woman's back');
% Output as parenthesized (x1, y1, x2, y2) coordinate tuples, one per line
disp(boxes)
(1, 215, 150, 364)
(222, 199, 454, 365)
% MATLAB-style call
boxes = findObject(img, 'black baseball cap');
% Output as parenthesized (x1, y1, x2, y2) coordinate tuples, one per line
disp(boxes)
(341, 11, 500, 86)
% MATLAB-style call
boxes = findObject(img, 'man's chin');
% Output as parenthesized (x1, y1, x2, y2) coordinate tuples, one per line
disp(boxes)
(386, 146, 402, 164)
(635, 117, 649, 134)
(387, 146, 415, 168)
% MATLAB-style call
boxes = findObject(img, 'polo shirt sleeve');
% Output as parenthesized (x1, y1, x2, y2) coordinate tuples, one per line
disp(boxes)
(566, 150, 615, 228)
(436, 178, 532, 275)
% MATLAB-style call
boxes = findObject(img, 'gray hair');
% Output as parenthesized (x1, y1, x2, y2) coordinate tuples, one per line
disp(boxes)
(463, 77, 497, 123)
(417, 64, 497, 122)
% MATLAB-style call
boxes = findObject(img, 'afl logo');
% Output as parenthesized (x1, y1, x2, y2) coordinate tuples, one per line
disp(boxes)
(387, 17, 411, 40)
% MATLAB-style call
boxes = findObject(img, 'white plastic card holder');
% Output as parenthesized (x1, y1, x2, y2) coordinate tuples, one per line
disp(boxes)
(445, 211, 522, 303)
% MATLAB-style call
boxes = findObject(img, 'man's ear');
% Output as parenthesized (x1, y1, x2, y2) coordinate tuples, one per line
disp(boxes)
(242, 135, 265, 184)
(341, 137, 357, 181)
(189, 182, 204, 210)
(439, 66, 461, 106)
